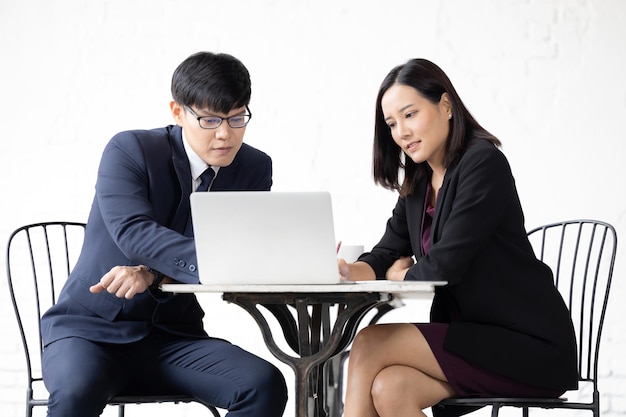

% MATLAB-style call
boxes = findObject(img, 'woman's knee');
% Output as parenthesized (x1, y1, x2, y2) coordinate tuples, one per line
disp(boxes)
(371, 365, 455, 414)
(371, 365, 408, 410)
(351, 325, 385, 358)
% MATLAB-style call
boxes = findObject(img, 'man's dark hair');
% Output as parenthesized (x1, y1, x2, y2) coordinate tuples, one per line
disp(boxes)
(171, 51, 251, 113)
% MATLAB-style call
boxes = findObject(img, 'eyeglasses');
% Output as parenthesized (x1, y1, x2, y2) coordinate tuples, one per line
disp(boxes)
(184, 105, 252, 129)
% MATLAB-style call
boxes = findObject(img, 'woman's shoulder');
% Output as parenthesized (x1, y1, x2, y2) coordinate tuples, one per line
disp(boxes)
(459, 138, 508, 167)
(465, 137, 502, 155)
(444, 138, 513, 182)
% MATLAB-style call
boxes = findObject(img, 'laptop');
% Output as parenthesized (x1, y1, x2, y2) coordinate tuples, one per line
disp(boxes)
(190, 191, 341, 285)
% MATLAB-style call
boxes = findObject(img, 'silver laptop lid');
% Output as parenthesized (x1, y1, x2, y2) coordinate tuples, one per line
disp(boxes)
(190, 191, 340, 285)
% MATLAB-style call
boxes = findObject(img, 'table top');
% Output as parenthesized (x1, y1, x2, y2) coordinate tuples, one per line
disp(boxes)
(161, 280, 446, 296)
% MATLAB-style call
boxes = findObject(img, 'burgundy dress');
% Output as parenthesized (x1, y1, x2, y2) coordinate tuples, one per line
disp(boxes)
(414, 185, 563, 398)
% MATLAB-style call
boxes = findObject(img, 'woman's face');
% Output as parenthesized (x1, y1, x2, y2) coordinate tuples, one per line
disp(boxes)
(381, 84, 451, 169)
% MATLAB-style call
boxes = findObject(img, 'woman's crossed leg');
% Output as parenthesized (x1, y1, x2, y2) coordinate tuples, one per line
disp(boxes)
(343, 323, 456, 417)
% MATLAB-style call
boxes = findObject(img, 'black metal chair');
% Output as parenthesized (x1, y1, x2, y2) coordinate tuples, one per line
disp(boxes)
(437, 219, 617, 417)
(5, 221, 221, 417)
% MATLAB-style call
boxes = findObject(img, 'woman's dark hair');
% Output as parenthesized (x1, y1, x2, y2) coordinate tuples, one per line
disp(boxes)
(372, 58, 500, 195)
(171, 52, 251, 113)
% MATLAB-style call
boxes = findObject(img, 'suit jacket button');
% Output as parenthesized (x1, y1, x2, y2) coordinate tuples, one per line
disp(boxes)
(189, 264, 196, 272)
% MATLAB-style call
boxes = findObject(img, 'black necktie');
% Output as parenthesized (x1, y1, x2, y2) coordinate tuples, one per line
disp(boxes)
(185, 168, 215, 236)
(196, 168, 215, 192)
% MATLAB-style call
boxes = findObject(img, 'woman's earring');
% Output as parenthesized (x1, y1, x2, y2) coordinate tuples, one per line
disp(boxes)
(448, 114, 452, 120)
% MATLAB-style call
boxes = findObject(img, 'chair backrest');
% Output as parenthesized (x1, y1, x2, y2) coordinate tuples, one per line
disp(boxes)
(6, 222, 86, 393)
(526, 219, 617, 391)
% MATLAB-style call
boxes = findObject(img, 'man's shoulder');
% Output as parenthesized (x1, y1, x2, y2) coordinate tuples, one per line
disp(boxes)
(105, 125, 182, 161)
(110, 125, 180, 143)
(236, 142, 272, 164)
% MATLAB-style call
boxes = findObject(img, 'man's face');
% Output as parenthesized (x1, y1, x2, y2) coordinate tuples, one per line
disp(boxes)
(170, 101, 248, 167)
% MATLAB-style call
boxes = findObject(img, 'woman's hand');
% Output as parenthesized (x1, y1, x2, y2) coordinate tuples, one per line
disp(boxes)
(385, 256, 414, 281)
(338, 259, 376, 282)
(89, 265, 155, 299)
(338, 258, 350, 279)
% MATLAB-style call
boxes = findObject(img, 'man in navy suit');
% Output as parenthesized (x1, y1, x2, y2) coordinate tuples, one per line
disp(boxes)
(41, 52, 288, 417)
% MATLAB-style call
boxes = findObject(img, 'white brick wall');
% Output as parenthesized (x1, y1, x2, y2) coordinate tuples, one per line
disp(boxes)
(1, 0, 624, 416)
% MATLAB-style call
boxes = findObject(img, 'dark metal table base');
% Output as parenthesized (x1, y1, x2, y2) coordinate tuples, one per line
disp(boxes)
(222, 291, 393, 417)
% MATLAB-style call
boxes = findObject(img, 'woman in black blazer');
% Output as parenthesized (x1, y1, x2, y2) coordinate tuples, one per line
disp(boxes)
(339, 59, 578, 417)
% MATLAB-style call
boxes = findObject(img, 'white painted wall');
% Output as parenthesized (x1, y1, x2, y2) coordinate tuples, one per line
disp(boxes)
(1, 0, 624, 416)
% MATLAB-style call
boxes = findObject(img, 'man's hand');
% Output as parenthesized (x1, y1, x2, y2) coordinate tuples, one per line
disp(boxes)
(385, 256, 414, 281)
(89, 265, 155, 299)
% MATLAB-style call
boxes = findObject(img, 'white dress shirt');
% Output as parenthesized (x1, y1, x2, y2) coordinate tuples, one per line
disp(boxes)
(182, 130, 219, 191)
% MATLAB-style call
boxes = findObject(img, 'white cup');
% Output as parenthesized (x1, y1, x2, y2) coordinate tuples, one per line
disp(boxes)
(337, 244, 365, 263)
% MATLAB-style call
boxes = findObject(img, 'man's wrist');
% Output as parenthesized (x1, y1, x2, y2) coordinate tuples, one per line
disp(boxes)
(145, 266, 166, 289)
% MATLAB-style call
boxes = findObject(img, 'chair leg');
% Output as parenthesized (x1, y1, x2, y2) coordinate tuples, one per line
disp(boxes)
(193, 397, 221, 417)
(522, 406, 529, 417)
(490, 403, 502, 417)
(199, 401, 221, 416)
(118, 404, 125, 417)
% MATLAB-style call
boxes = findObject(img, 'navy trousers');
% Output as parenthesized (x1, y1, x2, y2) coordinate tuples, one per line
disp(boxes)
(42, 332, 287, 417)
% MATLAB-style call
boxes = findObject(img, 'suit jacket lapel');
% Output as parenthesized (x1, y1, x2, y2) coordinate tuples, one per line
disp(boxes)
(168, 126, 193, 234)
(431, 158, 460, 245)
